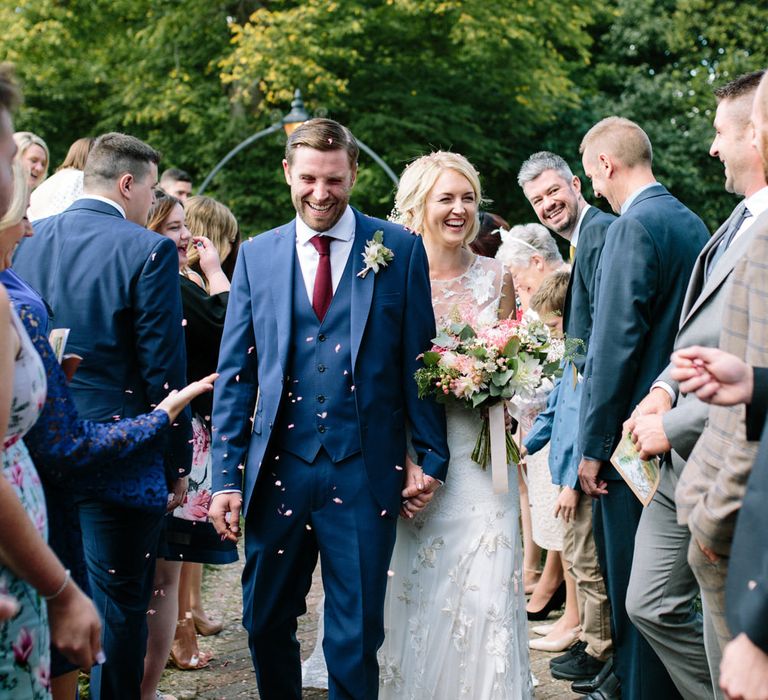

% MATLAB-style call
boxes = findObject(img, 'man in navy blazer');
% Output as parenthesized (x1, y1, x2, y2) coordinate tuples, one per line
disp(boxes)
(519, 151, 615, 687)
(13, 133, 191, 699)
(208, 119, 448, 700)
(577, 117, 709, 700)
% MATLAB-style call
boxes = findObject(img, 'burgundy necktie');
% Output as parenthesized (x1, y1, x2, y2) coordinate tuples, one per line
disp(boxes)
(309, 234, 333, 321)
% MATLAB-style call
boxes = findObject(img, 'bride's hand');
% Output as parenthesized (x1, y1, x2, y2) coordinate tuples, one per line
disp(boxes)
(156, 373, 218, 423)
(400, 455, 440, 518)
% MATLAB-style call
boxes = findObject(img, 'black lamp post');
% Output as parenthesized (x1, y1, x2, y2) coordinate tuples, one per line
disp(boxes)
(197, 89, 398, 195)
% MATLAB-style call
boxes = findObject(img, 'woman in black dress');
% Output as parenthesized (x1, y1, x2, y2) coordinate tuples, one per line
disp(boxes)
(141, 192, 238, 700)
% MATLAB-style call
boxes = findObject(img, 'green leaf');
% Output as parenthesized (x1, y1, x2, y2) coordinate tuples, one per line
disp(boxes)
(472, 391, 490, 408)
(502, 337, 520, 358)
(422, 351, 441, 367)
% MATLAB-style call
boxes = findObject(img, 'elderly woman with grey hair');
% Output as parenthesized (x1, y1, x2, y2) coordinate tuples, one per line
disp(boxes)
(495, 222, 582, 652)
(496, 222, 565, 311)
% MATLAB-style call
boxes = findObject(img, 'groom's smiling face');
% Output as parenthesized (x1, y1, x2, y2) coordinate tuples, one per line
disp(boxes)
(283, 147, 357, 232)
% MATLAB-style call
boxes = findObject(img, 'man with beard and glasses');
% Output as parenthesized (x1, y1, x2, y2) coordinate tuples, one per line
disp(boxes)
(519, 151, 615, 694)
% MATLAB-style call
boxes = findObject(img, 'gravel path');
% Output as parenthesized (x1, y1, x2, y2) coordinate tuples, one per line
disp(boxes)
(159, 551, 577, 699)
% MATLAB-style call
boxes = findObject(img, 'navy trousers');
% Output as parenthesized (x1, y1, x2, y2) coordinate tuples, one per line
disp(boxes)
(79, 500, 163, 700)
(592, 480, 682, 700)
(243, 449, 397, 700)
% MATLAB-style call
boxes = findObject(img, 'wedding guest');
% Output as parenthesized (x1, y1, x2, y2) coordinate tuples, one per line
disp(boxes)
(577, 116, 709, 700)
(208, 119, 449, 700)
(497, 224, 570, 624)
(469, 210, 509, 258)
(175, 193, 241, 645)
(625, 70, 767, 699)
(185, 194, 240, 286)
(141, 192, 237, 700)
(160, 167, 193, 202)
(518, 150, 614, 694)
(0, 62, 102, 700)
(522, 271, 582, 657)
(379, 151, 531, 698)
(497, 222, 565, 310)
(13, 132, 192, 700)
(673, 67, 768, 678)
(13, 130, 49, 191)
(28, 136, 94, 221)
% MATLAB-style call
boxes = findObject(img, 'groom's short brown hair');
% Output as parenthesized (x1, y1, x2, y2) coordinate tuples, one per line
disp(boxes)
(285, 118, 359, 169)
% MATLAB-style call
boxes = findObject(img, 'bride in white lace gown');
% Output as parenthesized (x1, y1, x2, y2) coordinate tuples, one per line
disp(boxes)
(377, 153, 531, 699)
(302, 152, 531, 699)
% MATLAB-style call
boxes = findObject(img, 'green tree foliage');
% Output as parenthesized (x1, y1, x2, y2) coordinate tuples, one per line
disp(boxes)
(220, 0, 597, 228)
(2, 0, 765, 234)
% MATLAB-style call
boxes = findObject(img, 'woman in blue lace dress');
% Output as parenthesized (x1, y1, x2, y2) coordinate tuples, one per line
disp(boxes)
(0, 164, 216, 699)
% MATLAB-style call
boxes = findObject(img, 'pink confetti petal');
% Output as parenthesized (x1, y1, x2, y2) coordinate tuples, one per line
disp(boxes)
(335, 344, 341, 353)
(387, 570, 395, 577)
(284, 510, 293, 517)
(181, 319, 188, 327)
(333, 497, 343, 504)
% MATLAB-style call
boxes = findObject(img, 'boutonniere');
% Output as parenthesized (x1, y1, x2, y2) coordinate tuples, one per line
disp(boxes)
(357, 230, 394, 278)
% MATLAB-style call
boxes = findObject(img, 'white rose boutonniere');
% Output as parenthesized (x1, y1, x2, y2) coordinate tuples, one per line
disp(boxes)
(357, 230, 394, 278)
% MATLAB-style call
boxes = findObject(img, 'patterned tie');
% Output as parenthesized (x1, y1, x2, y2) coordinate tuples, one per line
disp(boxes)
(706, 205, 752, 280)
(569, 245, 576, 264)
(309, 234, 333, 321)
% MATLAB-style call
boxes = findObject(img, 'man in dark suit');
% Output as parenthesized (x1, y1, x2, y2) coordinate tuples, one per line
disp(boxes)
(518, 151, 615, 689)
(624, 71, 767, 699)
(577, 117, 709, 700)
(13, 133, 192, 700)
(208, 119, 448, 700)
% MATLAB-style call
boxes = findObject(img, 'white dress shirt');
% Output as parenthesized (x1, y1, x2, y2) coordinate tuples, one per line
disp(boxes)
(212, 206, 357, 499)
(75, 194, 126, 219)
(295, 206, 356, 303)
(570, 203, 592, 250)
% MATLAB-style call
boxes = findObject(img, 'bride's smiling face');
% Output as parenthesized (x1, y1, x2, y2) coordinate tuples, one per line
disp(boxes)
(422, 169, 477, 248)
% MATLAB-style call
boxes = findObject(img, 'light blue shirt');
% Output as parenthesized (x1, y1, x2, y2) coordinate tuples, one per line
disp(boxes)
(524, 360, 582, 489)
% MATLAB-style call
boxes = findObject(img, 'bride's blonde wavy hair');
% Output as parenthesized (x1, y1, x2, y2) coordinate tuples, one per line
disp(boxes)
(391, 151, 485, 247)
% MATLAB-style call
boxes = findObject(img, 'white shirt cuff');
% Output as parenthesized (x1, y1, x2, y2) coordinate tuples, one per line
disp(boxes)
(651, 381, 676, 403)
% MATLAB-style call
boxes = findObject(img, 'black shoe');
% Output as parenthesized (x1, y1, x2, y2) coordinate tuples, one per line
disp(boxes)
(527, 580, 566, 621)
(550, 646, 606, 681)
(584, 671, 621, 700)
(549, 640, 587, 669)
(571, 658, 614, 695)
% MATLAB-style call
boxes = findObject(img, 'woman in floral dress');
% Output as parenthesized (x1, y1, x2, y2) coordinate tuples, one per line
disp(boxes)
(378, 152, 531, 699)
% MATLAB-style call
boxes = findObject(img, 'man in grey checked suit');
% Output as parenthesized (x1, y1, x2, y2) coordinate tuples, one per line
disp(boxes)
(625, 70, 767, 699)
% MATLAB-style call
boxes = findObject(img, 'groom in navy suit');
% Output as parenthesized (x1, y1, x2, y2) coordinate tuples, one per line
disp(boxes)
(209, 118, 449, 700)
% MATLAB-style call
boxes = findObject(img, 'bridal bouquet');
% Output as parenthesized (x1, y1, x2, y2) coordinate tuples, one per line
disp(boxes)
(415, 310, 563, 470)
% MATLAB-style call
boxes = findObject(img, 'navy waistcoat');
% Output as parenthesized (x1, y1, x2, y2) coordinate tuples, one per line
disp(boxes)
(274, 250, 361, 463)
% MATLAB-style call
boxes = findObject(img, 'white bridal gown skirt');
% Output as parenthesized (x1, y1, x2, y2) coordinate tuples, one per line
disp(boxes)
(378, 406, 532, 700)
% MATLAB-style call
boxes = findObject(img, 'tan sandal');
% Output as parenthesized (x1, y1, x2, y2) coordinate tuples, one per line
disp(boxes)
(191, 609, 224, 636)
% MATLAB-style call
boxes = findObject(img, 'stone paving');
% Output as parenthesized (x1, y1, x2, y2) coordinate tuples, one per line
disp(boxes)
(159, 552, 577, 699)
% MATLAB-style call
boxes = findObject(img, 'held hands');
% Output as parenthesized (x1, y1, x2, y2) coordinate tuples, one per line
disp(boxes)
(47, 579, 103, 669)
(720, 633, 768, 700)
(624, 387, 672, 434)
(209, 492, 243, 543)
(400, 454, 440, 518)
(156, 372, 218, 423)
(630, 414, 671, 460)
(671, 346, 753, 407)
(553, 486, 580, 523)
(578, 458, 608, 498)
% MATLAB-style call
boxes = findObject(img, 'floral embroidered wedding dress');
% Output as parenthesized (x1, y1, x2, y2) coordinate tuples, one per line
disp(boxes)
(379, 255, 532, 699)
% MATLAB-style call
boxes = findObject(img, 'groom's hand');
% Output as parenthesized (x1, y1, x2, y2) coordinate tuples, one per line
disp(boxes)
(400, 455, 441, 518)
(209, 492, 243, 542)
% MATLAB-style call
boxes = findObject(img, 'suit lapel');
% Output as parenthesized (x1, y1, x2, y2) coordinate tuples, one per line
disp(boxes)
(680, 203, 747, 327)
(271, 222, 297, 374)
(350, 210, 375, 369)
(562, 208, 596, 328)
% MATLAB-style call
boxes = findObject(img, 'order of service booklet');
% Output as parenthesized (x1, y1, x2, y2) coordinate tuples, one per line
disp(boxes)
(610, 432, 661, 506)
